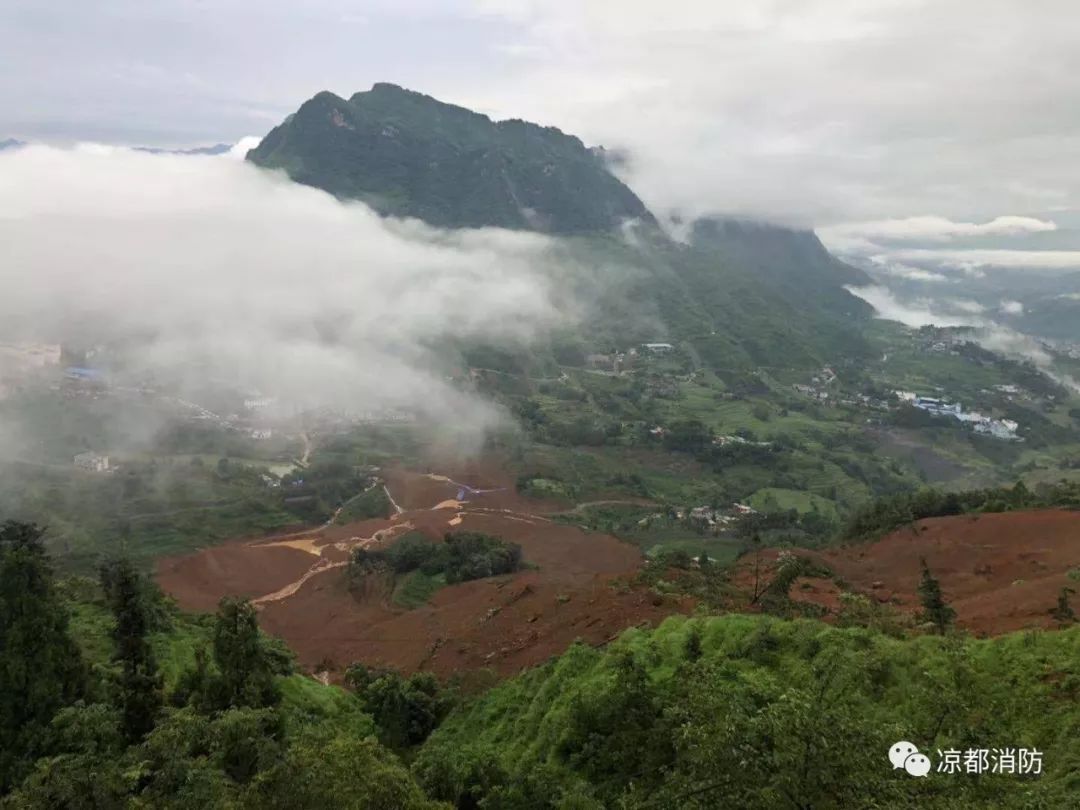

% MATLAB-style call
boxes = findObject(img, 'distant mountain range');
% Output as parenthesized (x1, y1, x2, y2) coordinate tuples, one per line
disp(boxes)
(133, 143, 232, 156)
(0, 138, 230, 156)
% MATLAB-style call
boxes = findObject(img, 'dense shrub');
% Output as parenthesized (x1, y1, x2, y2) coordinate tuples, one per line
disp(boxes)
(348, 531, 524, 590)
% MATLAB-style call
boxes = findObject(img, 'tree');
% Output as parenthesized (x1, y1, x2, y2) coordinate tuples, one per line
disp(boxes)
(100, 557, 163, 741)
(348, 666, 452, 749)
(4, 703, 130, 809)
(210, 597, 280, 710)
(1051, 587, 1076, 626)
(683, 625, 704, 662)
(663, 419, 712, 455)
(0, 521, 86, 791)
(247, 729, 444, 809)
(917, 558, 955, 634)
(748, 532, 766, 605)
(555, 650, 668, 795)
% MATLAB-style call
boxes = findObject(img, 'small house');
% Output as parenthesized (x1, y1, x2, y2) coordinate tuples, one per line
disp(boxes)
(73, 451, 109, 472)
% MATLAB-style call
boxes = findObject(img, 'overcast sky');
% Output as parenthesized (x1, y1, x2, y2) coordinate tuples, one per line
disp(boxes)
(3, 1, 1080, 241)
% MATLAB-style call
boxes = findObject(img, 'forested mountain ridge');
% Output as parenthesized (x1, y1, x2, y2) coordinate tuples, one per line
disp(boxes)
(246, 83, 654, 234)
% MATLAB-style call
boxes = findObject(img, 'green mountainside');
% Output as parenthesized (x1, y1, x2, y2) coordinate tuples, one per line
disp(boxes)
(416, 615, 1080, 808)
(247, 83, 654, 233)
(247, 84, 872, 372)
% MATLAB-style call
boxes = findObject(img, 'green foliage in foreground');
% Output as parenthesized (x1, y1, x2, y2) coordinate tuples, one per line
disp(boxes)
(414, 615, 1080, 809)
(345, 665, 454, 750)
(6, 516, 1080, 808)
(1, 523, 445, 809)
(0, 522, 86, 792)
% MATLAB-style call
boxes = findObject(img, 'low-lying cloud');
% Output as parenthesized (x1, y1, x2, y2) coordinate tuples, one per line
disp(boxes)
(820, 215, 1056, 249)
(883, 247, 1080, 271)
(843, 285, 982, 328)
(847, 284, 1079, 393)
(0, 144, 569, 452)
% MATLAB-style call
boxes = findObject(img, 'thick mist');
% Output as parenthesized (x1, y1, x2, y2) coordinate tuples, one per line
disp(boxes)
(0, 144, 569, 452)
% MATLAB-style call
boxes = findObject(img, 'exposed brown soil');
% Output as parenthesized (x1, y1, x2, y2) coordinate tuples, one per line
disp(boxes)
(733, 509, 1080, 635)
(157, 465, 691, 678)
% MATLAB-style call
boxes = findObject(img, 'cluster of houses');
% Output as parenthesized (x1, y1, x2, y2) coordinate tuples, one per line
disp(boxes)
(788, 361, 1025, 441)
(897, 391, 1021, 440)
(713, 434, 772, 448)
(585, 342, 677, 374)
(638, 501, 758, 534)
(838, 393, 891, 411)
(792, 366, 839, 401)
(73, 451, 110, 473)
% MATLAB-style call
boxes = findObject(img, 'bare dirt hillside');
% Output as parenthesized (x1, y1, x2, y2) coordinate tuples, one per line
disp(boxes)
(733, 509, 1080, 634)
(157, 467, 691, 678)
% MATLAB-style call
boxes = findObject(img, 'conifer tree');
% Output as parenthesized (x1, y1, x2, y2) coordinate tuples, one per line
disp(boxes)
(1051, 587, 1076, 626)
(917, 558, 955, 634)
(0, 522, 85, 790)
(212, 597, 279, 710)
(100, 556, 163, 741)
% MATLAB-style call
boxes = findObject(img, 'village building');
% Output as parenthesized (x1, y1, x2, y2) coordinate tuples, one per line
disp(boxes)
(73, 451, 110, 472)
(244, 395, 276, 410)
(585, 353, 614, 370)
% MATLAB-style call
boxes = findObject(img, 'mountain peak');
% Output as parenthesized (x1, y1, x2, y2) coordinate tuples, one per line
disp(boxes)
(247, 85, 655, 233)
(367, 81, 416, 96)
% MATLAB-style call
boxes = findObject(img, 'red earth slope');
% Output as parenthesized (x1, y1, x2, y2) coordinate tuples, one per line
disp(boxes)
(733, 509, 1080, 635)
(157, 467, 691, 677)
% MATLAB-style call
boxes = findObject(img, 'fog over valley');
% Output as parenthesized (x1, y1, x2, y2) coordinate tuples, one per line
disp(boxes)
(0, 143, 575, 455)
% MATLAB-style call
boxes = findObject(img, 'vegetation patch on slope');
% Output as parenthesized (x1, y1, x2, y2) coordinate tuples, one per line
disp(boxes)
(415, 614, 1080, 809)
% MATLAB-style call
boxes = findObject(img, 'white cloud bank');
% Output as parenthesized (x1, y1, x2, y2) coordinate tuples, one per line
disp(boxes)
(465, 1, 1080, 226)
(847, 284, 1079, 391)
(0, 144, 568, 448)
(843, 285, 982, 328)
(884, 248, 1080, 271)
(6, 2, 1080, 229)
(819, 215, 1058, 254)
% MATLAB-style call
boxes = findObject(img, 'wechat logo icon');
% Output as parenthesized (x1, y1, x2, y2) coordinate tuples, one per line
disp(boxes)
(889, 741, 931, 777)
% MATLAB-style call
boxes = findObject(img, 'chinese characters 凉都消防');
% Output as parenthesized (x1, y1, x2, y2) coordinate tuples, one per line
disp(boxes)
(935, 748, 1042, 775)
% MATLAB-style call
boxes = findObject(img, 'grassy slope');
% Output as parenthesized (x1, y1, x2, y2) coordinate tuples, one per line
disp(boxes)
(419, 614, 1080, 807)
(393, 570, 448, 609)
(65, 583, 373, 736)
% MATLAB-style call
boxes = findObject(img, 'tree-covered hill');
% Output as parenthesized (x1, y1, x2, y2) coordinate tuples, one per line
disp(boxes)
(246, 83, 654, 234)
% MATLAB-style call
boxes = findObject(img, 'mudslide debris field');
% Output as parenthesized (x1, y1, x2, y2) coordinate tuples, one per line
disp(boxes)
(734, 509, 1080, 634)
(157, 466, 691, 677)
